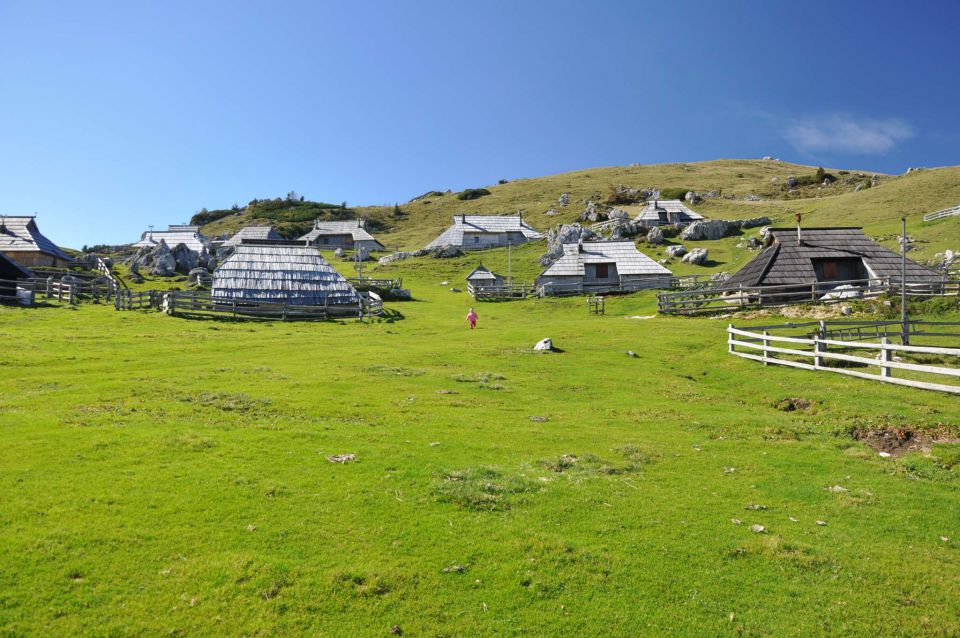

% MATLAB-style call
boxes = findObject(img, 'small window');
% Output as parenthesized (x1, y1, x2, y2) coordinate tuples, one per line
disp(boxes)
(822, 261, 837, 278)
(474, 236, 480, 244)
(322, 237, 329, 245)
(595, 263, 609, 278)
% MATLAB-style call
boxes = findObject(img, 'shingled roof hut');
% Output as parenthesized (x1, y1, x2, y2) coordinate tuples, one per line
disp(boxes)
(212, 240, 359, 306)
(634, 200, 704, 226)
(223, 226, 282, 248)
(0, 216, 72, 267)
(720, 227, 945, 295)
(537, 240, 672, 295)
(299, 219, 385, 252)
(426, 214, 543, 250)
(134, 225, 207, 252)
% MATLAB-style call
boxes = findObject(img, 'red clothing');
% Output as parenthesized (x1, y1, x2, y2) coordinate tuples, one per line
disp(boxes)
(466, 310, 478, 329)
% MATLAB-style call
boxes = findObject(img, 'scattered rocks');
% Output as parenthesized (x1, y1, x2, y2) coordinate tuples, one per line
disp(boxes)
(749, 524, 766, 534)
(559, 192, 570, 206)
(816, 520, 827, 526)
(529, 415, 549, 422)
(626, 351, 638, 358)
(540, 224, 598, 266)
(431, 244, 463, 258)
(745, 237, 762, 249)
(681, 248, 708, 265)
(442, 564, 467, 574)
(646, 227, 665, 245)
(188, 267, 210, 285)
(334, 247, 345, 258)
(841, 305, 853, 316)
(731, 518, 742, 525)
(684, 191, 702, 204)
(379, 251, 411, 265)
(786, 175, 797, 188)
(739, 216, 771, 229)
(578, 201, 605, 223)
(544, 208, 560, 216)
(745, 503, 767, 511)
(608, 208, 630, 220)
(533, 338, 553, 352)
(387, 288, 411, 300)
(826, 485, 848, 493)
(680, 220, 734, 241)
(327, 454, 356, 463)
(665, 244, 686, 258)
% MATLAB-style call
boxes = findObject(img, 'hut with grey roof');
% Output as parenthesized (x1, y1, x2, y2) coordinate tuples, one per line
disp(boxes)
(537, 240, 673, 296)
(134, 224, 207, 252)
(719, 227, 945, 295)
(299, 219, 385, 252)
(0, 215, 73, 268)
(223, 226, 282, 248)
(635, 200, 704, 226)
(465, 263, 503, 291)
(212, 240, 360, 306)
(426, 214, 543, 250)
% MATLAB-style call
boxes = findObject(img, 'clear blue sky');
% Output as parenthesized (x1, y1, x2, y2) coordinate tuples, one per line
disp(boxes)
(1, 0, 958, 247)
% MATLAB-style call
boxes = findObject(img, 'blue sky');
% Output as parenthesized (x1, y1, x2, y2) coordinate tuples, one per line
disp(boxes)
(1, 0, 958, 246)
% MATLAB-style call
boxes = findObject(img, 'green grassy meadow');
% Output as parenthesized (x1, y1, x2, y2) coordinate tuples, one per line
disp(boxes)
(1, 257, 959, 636)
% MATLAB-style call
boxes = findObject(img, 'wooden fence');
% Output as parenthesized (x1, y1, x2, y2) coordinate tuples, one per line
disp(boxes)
(726, 320, 960, 394)
(923, 205, 960, 222)
(467, 282, 537, 300)
(159, 290, 382, 320)
(347, 277, 402, 293)
(114, 289, 162, 311)
(658, 277, 960, 315)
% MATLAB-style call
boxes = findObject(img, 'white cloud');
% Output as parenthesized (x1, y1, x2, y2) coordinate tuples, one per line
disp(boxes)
(784, 114, 913, 155)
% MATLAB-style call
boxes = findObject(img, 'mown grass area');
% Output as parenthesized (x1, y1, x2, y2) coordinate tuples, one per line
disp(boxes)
(1, 257, 958, 636)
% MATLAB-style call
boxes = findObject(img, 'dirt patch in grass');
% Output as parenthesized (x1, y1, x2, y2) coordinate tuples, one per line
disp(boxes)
(539, 445, 655, 476)
(190, 391, 272, 414)
(452, 372, 505, 383)
(853, 427, 958, 457)
(773, 397, 813, 412)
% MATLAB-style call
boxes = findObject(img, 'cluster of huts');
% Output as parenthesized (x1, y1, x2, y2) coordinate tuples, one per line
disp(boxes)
(0, 200, 949, 311)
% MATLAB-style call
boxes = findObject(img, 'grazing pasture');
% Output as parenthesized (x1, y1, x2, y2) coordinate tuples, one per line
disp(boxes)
(1, 264, 958, 636)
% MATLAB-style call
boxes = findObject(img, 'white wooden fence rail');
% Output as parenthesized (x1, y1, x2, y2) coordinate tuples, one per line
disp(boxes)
(923, 205, 960, 222)
(727, 323, 960, 394)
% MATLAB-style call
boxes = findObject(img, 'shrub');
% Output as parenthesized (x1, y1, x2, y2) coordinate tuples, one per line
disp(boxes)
(190, 208, 234, 225)
(658, 187, 690, 200)
(457, 188, 492, 201)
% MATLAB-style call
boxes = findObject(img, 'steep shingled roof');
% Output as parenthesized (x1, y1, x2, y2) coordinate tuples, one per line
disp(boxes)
(212, 241, 359, 306)
(466, 263, 499, 281)
(299, 220, 385, 249)
(223, 226, 281, 247)
(635, 200, 704, 225)
(721, 227, 944, 290)
(540, 241, 672, 277)
(425, 215, 544, 249)
(0, 216, 72, 261)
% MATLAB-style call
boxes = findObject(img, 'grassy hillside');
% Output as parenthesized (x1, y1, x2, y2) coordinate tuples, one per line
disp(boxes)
(190, 160, 960, 274)
(1, 267, 958, 636)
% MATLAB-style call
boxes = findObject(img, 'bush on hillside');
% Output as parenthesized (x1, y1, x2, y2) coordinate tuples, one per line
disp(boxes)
(456, 188, 491, 201)
(190, 208, 235, 225)
(658, 187, 691, 200)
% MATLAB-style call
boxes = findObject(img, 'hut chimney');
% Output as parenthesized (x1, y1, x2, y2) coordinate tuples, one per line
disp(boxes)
(795, 212, 803, 245)
(0, 215, 5, 233)
(578, 240, 584, 253)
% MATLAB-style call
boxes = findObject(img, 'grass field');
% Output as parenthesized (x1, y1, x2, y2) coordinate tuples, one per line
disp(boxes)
(1, 258, 958, 636)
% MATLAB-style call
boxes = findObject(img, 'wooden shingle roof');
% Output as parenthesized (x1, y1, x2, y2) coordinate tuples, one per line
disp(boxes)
(299, 220, 385, 249)
(0, 216, 72, 261)
(466, 263, 498, 281)
(540, 241, 672, 277)
(212, 242, 359, 306)
(635, 200, 703, 225)
(224, 226, 281, 247)
(134, 225, 207, 252)
(722, 227, 944, 289)
(426, 215, 543, 248)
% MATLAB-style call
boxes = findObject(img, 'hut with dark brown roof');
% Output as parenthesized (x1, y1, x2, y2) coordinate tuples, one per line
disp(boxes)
(720, 227, 944, 294)
(0, 215, 72, 268)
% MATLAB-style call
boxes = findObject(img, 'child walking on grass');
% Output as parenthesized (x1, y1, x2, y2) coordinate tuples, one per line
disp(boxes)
(466, 307, 478, 330)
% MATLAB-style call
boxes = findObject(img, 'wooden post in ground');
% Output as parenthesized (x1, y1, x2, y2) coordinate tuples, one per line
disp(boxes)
(762, 330, 770, 366)
(813, 335, 823, 369)
(728, 324, 734, 354)
(881, 337, 893, 380)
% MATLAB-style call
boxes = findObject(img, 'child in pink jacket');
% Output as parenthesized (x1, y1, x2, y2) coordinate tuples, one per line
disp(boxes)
(466, 307, 478, 330)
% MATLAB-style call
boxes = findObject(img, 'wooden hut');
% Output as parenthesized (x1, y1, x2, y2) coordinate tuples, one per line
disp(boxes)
(223, 226, 282, 248)
(537, 241, 672, 295)
(0, 215, 72, 268)
(465, 263, 503, 293)
(0, 251, 33, 303)
(634, 200, 703, 226)
(719, 227, 945, 297)
(426, 214, 543, 250)
(299, 219, 385, 252)
(212, 240, 359, 306)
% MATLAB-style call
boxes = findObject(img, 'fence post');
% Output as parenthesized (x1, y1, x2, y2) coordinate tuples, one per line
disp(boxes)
(727, 324, 734, 354)
(46, 277, 52, 298)
(762, 330, 769, 366)
(881, 337, 893, 380)
(813, 335, 823, 369)
(811, 281, 817, 302)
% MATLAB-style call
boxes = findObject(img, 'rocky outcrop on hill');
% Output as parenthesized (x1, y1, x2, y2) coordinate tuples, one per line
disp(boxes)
(680, 217, 772, 241)
(681, 248, 709, 265)
(379, 251, 411, 265)
(539, 223, 598, 266)
(430, 244, 463, 258)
